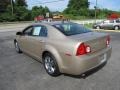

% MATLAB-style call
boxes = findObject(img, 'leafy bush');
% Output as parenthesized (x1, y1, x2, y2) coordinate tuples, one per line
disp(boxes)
(0, 13, 16, 22)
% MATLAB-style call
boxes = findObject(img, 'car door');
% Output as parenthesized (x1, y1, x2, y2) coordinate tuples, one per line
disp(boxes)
(24, 25, 48, 61)
(100, 21, 107, 29)
(18, 26, 33, 54)
(107, 20, 115, 29)
(101, 20, 111, 29)
(18, 25, 47, 61)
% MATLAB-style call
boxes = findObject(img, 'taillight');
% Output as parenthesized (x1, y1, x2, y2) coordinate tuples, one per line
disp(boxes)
(76, 43, 91, 56)
(106, 35, 110, 47)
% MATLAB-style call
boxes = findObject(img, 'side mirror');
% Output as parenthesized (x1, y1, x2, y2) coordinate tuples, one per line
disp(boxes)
(16, 32, 23, 35)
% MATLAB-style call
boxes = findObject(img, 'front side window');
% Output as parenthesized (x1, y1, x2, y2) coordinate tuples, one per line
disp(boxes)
(53, 23, 92, 36)
(23, 26, 33, 36)
(32, 26, 41, 36)
(32, 26, 48, 37)
(103, 20, 110, 23)
(110, 20, 114, 23)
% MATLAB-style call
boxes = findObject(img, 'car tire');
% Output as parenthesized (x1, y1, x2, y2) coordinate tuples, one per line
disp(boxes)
(43, 53, 61, 76)
(14, 41, 22, 53)
(96, 26, 100, 30)
(114, 26, 119, 30)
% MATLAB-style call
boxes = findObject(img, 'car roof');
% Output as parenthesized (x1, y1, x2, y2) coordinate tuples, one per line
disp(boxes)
(30, 21, 73, 26)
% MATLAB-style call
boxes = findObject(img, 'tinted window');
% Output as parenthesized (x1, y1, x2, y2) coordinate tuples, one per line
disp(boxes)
(116, 19, 120, 23)
(23, 26, 33, 36)
(53, 23, 92, 36)
(39, 26, 47, 37)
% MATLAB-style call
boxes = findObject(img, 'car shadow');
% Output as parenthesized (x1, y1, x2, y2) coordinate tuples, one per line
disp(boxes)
(17, 52, 107, 79)
(63, 61, 107, 79)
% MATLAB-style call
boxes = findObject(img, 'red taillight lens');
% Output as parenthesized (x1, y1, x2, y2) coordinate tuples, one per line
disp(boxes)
(106, 35, 110, 47)
(76, 43, 91, 56)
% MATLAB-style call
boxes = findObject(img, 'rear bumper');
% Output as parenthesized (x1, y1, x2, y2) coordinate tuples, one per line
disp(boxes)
(61, 47, 112, 75)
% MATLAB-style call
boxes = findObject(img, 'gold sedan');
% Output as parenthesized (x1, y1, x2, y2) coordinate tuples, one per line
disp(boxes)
(14, 22, 112, 76)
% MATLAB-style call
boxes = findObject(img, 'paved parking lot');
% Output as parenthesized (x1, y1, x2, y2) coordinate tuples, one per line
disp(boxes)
(0, 26, 120, 90)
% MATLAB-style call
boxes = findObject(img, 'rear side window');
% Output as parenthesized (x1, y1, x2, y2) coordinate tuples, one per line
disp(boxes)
(53, 23, 92, 36)
(39, 26, 47, 37)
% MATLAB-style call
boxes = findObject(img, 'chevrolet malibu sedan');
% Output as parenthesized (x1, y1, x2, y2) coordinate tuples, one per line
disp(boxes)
(14, 22, 112, 76)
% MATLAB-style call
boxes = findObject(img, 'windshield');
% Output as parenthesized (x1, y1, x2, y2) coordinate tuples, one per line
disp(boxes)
(53, 23, 92, 36)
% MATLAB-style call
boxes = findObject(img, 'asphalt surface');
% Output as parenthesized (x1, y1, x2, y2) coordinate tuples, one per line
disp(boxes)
(0, 26, 120, 90)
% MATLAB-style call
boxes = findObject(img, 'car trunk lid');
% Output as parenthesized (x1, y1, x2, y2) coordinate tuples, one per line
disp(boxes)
(68, 32, 108, 53)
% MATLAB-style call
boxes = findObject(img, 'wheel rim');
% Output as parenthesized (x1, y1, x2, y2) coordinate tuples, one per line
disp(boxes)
(44, 56, 55, 74)
(96, 26, 100, 29)
(15, 42, 19, 52)
(115, 26, 119, 30)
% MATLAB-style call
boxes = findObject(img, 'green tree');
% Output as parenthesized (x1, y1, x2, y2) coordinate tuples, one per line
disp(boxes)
(64, 0, 89, 16)
(68, 0, 89, 9)
(12, 0, 31, 21)
(14, 6, 30, 21)
(44, 6, 50, 17)
(0, 0, 31, 21)
(0, 0, 11, 13)
(15, 0, 27, 6)
(0, 4, 17, 22)
(31, 6, 50, 19)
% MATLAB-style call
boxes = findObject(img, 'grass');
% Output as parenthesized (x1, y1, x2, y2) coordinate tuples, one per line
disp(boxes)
(84, 23, 93, 29)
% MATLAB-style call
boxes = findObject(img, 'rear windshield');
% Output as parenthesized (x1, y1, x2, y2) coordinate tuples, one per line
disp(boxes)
(53, 23, 92, 36)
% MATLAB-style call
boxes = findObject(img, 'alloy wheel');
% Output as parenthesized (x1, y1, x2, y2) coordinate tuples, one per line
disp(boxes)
(44, 56, 56, 74)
